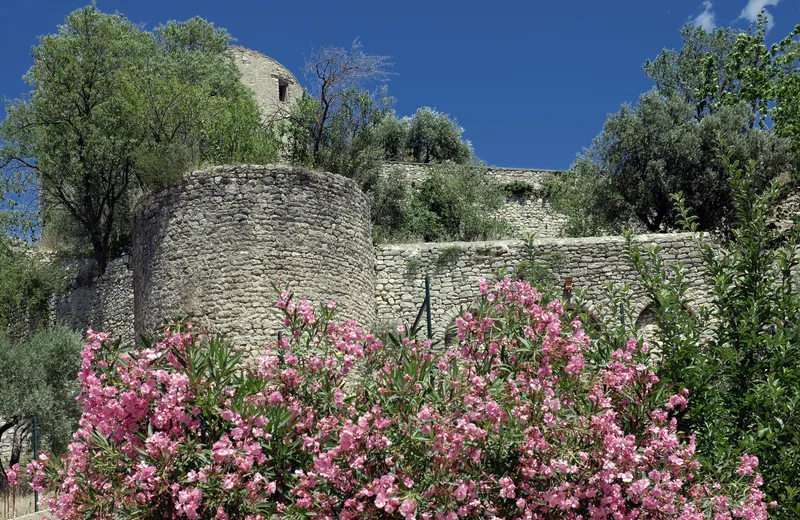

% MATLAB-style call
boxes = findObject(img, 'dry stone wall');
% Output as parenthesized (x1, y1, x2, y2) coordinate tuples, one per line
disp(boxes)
(380, 162, 567, 237)
(381, 162, 555, 188)
(493, 195, 568, 237)
(50, 257, 134, 344)
(131, 165, 375, 352)
(374, 234, 711, 337)
(49, 165, 721, 351)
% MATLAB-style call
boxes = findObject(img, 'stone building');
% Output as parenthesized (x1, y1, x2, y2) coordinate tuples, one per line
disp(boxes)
(229, 46, 302, 122)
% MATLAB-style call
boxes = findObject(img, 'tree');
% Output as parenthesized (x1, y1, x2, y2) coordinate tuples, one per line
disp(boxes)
(771, 23, 800, 158)
(301, 39, 392, 159)
(644, 16, 773, 126)
(558, 92, 792, 234)
(0, 326, 83, 492)
(402, 107, 472, 164)
(405, 162, 507, 241)
(0, 6, 276, 273)
(622, 148, 800, 518)
(646, 15, 800, 150)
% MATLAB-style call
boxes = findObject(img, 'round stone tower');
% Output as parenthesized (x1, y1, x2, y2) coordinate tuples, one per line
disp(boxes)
(229, 46, 302, 121)
(131, 165, 375, 352)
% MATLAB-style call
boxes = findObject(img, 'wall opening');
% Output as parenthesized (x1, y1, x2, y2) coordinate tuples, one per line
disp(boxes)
(278, 79, 289, 102)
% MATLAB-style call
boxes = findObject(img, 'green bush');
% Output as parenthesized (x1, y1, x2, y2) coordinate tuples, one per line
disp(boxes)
(369, 163, 508, 243)
(0, 325, 83, 490)
(556, 94, 793, 236)
(621, 147, 800, 519)
(0, 241, 63, 340)
(406, 163, 508, 242)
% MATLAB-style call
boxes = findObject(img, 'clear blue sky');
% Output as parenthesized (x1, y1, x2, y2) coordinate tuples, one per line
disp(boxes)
(2, 0, 799, 170)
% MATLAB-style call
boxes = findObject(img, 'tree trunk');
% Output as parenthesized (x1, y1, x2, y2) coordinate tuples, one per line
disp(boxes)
(91, 232, 108, 275)
(0, 420, 18, 493)
(9, 426, 24, 467)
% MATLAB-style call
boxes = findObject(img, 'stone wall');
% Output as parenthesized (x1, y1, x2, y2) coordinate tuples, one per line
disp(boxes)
(493, 195, 568, 237)
(50, 257, 135, 344)
(229, 46, 302, 122)
(374, 234, 711, 337)
(131, 165, 375, 352)
(380, 162, 567, 237)
(381, 162, 555, 188)
(771, 185, 800, 233)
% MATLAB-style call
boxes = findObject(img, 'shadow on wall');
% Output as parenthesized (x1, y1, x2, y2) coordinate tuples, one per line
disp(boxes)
(50, 257, 134, 343)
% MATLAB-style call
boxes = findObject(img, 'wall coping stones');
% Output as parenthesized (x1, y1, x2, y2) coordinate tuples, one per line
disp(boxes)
(376, 233, 695, 252)
(382, 161, 564, 173)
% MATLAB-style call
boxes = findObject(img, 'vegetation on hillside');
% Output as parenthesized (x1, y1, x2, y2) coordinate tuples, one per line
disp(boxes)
(552, 15, 800, 236)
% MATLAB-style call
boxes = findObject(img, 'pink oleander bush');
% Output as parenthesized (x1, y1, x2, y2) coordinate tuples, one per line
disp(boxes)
(28, 279, 770, 519)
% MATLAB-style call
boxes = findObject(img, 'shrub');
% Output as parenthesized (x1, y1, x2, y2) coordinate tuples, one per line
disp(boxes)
(0, 325, 83, 491)
(406, 162, 508, 242)
(28, 281, 768, 519)
(621, 148, 800, 518)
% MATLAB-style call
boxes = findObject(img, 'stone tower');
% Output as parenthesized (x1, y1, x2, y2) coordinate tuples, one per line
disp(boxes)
(229, 46, 302, 122)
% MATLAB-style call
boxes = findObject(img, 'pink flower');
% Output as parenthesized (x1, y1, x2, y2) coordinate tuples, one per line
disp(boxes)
(6, 463, 19, 487)
(399, 498, 416, 519)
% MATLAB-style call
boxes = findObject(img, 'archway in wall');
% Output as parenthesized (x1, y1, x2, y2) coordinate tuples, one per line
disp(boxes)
(635, 305, 659, 343)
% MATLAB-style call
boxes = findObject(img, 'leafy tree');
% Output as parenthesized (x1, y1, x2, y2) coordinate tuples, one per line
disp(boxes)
(646, 15, 800, 151)
(623, 147, 800, 518)
(557, 93, 792, 234)
(0, 6, 276, 273)
(771, 24, 800, 157)
(366, 166, 409, 242)
(299, 39, 392, 161)
(311, 87, 394, 187)
(644, 16, 773, 126)
(401, 107, 472, 164)
(278, 86, 393, 188)
(375, 113, 408, 161)
(405, 162, 507, 241)
(0, 326, 83, 492)
(0, 240, 62, 340)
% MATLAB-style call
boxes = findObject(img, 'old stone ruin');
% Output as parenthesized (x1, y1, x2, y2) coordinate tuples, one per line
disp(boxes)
(48, 48, 715, 351)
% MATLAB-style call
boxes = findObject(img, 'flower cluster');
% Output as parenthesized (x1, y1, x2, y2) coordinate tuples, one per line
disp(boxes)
(30, 280, 769, 519)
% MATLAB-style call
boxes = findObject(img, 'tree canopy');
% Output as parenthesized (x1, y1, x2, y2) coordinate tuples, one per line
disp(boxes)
(553, 15, 800, 236)
(563, 93, 792, 234)
(0, 6, 276, 273)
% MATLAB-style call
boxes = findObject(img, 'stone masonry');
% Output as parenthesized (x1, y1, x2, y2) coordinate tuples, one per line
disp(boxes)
(229, 46, 302, 122)
(380, 162, 568, 237)
(131, 165, 375, 352)
(374, 234, 711, 337)
(51, 257, 135, 344)
(50, 165, 715, 352)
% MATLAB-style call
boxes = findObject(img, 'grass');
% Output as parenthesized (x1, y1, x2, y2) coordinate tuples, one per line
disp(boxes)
(2, 490, 39, 519)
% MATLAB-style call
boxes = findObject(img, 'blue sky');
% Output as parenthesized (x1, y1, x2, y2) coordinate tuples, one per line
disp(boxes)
(1, 0, 799, 170)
